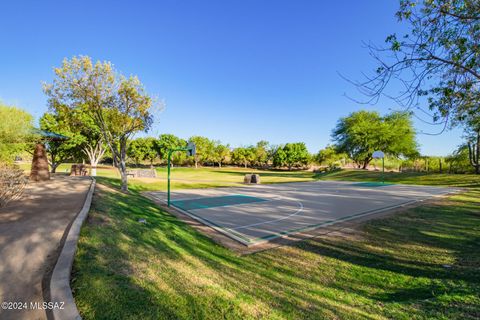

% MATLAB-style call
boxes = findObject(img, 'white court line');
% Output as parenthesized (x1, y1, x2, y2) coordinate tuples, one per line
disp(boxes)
(228, 200, 304, 231)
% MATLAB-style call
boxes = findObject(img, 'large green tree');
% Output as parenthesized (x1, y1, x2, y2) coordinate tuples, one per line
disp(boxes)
(127, 137, 158, 167)
(0, 103, 34, 163)
(39, 113, 84, 172)
(188, 136, 214, 168)
(156, 134, 187, 165)
(254, 140, 269, 167)
(316, 145, 346, 167)
(231, 147, 255, 168)
(332, 110, 418, 169)
(44, 56, 155, 192)
(211, 142, 231, 167)
(275, 143, 310, 170)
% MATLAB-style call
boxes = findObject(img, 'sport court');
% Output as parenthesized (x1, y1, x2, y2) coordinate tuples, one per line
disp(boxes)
(145, 181, 458, 246)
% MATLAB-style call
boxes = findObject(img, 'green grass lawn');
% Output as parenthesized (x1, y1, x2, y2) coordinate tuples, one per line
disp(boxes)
(317, 170, 480, 187)
(72, 169, 480, 319)
(94, 165, 317, 191)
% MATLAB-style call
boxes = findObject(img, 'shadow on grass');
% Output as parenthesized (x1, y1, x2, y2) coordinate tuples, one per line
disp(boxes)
(317, 170, 480, 187)
(73, 178, 480, 319)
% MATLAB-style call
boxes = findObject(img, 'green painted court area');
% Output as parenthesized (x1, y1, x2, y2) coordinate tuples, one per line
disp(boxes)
(171, 195, 267, 211)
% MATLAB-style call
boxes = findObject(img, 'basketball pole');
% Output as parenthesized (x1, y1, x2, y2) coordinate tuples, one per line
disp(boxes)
(382, 157, 385, 184)
(167, 143, 196, 207)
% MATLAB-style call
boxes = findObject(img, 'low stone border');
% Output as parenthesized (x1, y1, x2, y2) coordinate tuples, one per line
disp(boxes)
(49, 178, 96, 320)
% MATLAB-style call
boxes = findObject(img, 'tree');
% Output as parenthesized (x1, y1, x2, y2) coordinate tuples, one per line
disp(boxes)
(245, 147, 257, 168)
(188, 136, 214, 168)
(316, 145, 345, 167)
(231, 147, 255, 168)
(231, 148, 246, 168)
(459, 113, 480, 174)
(467, 133, 480, 174)
(351, 0, 480, 130)
(282, 143, 310, 170)
(156, 134, 187, 165)
(39, 113, 84, 173)
(212, 143, 230, 167)
(272, 147, 286, 168)
(0, 103, 34, 163)
(41, 109, 107, 175)
(63, 106, 107, 176)
(254, 140, 269, 167)
(332, 110, 418, 169)
(127, 137, 158, 167)
(446, 144, 472, 173)
(44, 56, 155, 192)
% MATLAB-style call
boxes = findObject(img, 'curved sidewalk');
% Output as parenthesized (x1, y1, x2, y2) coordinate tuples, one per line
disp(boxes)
(0, 175, 92, 320)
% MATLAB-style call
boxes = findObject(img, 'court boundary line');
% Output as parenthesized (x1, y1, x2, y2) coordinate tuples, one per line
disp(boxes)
(143, 184, 461, 247)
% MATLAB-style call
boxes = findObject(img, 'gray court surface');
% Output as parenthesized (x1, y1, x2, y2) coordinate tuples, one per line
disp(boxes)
(145, 181, 459, 246)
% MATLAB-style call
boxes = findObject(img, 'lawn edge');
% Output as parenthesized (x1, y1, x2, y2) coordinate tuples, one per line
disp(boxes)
(48, 177, 96, 320)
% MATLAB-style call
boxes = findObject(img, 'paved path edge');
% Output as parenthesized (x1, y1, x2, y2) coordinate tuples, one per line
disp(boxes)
(49, 178, 95, 320)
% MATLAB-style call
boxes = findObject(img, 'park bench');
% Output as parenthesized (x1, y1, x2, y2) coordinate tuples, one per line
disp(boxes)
(126, 169, 157, 178)
(70, 164, 88, 176)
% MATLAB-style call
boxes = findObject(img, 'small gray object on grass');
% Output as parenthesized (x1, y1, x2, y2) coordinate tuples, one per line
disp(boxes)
(138, 218, 147, 224)
(442, 264, 452, 268)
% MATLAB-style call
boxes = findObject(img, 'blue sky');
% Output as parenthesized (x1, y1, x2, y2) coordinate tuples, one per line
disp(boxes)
(0, 0, 463, 155)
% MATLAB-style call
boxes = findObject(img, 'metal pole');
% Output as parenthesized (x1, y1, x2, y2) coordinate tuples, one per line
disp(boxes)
(382, 157, 385, 184)
(167, 150, 172, 207)
(167, 147, 189, 207)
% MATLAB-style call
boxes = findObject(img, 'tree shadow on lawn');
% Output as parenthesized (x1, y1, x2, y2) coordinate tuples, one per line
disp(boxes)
(317, 170, 480, 187)
(75, 185, 364, 319)
(75, 180, 480, 319)
(290, 198, 480, 316)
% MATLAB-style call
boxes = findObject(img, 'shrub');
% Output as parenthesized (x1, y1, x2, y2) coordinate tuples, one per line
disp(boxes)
(0, 163, 28, 207)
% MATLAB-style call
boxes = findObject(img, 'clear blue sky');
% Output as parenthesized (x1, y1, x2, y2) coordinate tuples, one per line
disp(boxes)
(0, 0, 463, 155)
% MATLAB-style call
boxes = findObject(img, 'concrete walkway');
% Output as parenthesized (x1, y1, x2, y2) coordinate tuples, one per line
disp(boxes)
(0, 175, 92, 320)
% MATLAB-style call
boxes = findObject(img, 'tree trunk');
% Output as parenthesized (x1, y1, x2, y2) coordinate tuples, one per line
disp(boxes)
(218, 162, 222, 168)
(468, 130, 480, 174)
(119, 138, 128, 193)
(83, 142, 106, 177)
(477, 132, 480, 174)
(244, 162, 247, 168)
(362, 159, 369, 169)
(51, 162, 59, 173)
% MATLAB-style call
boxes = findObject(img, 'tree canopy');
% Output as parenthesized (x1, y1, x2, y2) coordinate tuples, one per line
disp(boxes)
(332, 110, 418, 168)
(39, 112, 84, 172)
(127, 137, 158, 166)
(44, 56, 155, 192)
(188, 136, 215, 168)
(0, 103, 34, 163)
(272, 143, 310, 169)
(353, 0, 480, 131)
